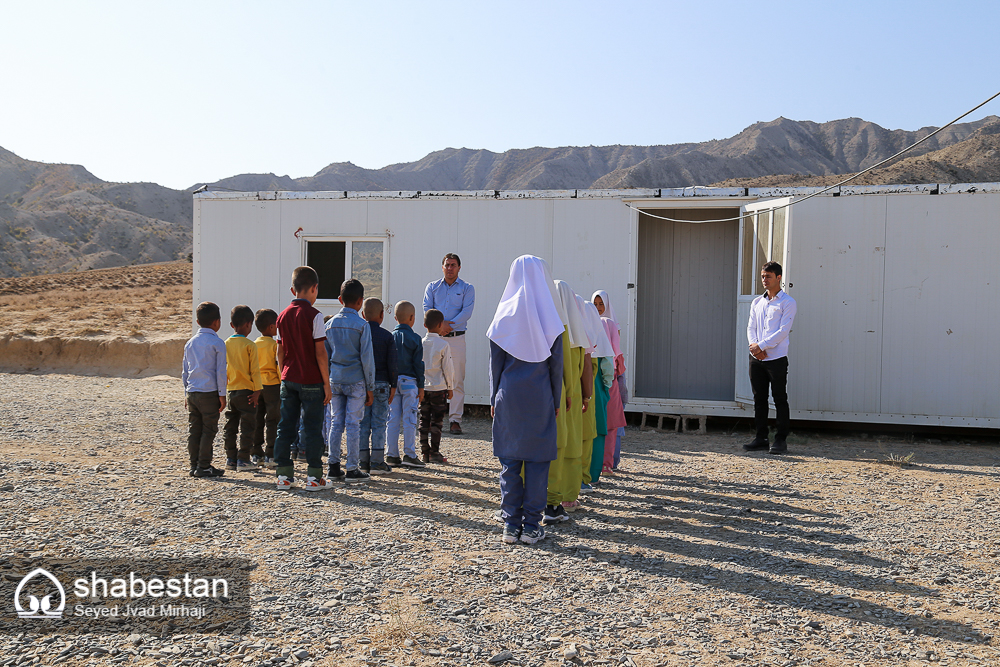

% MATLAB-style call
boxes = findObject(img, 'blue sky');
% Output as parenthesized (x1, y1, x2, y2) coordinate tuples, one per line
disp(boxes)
(2, 0, 996, 190)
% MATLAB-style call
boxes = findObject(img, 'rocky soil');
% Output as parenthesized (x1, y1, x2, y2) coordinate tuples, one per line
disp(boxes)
(2, 373, 1000, 666)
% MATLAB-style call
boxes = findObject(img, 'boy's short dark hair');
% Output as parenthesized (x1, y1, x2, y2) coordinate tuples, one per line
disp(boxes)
(231, 305, 254, 327)
(424, 308, 444, 330)
(762, 261, 783, 277)
(292, 266, 319, 293)
(442, 253, 461, 267)
(196, 301, 221, 327)
(254, 308, 278, 332)
(340, 279, 364, 305)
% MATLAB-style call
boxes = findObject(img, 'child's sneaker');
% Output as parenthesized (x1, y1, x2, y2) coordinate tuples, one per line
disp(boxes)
(225, 459, 237, 471)
(252, 455, 263, 465)
(305, 476, 334, 492)
(328, 462, 346, 482)
(501, 524, 521, 544)
(561, 500, 582, 513)
(345, 468, 371, 483)
(276, 475, 294, 490)
(369, 462, 392, 475)
(579, 483, 594, 494)
(189, 465, 197, 477)
(519, 525, 545, 544)
(385, 455, 402, 466)
(543, 504, 569, 524)
(361, 462, 371, 474)
(263, 457, 276, 469)
(193, 465, 225, 478)
(236, 459, 259, 472)
(401, 455, 426, 468)
(429, 452, 447, 464)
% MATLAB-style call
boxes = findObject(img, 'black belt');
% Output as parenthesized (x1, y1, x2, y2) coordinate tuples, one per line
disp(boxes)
(443, 331, 466, 337)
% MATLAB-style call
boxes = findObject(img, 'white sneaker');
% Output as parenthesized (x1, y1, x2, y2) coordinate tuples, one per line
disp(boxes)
(276, 475, 294, 490)
(305, 476, 334, 492)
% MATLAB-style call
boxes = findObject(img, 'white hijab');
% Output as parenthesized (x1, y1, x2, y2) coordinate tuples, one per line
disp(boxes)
(553, 280, 589, 349)
(592, 289, 618, 325)
(578, 295, 615, 359)
(487, 255, 565, 363)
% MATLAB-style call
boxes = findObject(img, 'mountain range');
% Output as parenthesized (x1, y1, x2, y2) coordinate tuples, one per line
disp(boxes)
(2, 114, 999, 276)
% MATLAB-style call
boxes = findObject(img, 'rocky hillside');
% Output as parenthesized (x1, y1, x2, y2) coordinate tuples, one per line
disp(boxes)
(203, 116, 1000, 192)
(3, 114, 1000, 277)
(0, 147, 191, 277)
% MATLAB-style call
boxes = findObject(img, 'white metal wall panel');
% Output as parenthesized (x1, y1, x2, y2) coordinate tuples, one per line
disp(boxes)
(196, 200, 281, 331)
(879, 194, 1000, 418)
(786, 196, 886, 413)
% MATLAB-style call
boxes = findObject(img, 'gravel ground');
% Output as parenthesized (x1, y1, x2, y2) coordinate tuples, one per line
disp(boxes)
(2, 372, 1000, 666)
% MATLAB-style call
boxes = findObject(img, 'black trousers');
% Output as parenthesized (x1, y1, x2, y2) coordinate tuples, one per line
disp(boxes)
(187, 391, 221, 468)
(749, 355, 789, 442)
(224, 389, 257, 462)
(419, 390, 448, 453)
(254, 383, 281, 457)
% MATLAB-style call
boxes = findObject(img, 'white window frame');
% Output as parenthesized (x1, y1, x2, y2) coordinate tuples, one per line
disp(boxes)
(299, 235, 389, 307)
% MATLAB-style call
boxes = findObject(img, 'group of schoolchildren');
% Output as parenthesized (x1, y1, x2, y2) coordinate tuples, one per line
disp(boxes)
(182, 257, 628, 546)
(181, 266, 456, 489)
(486, 255, 627, 544)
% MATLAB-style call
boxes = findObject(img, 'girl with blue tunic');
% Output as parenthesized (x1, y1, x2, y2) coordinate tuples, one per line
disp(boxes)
(488, 255, 565, 545)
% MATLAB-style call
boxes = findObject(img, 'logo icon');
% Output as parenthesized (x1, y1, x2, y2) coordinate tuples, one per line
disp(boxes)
(13, 568, 66, 619)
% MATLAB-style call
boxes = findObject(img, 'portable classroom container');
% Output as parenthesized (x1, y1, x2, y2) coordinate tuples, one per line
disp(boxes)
(193, 183, 1000, 429)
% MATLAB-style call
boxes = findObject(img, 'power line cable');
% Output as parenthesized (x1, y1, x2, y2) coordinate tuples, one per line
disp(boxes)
(624, 89, 1000, 224)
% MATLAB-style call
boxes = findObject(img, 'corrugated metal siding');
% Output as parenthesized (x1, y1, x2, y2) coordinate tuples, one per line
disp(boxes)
(635, 210, 738, 400)
(786, 196, 886, 413)
(879, 194, 1000, 418)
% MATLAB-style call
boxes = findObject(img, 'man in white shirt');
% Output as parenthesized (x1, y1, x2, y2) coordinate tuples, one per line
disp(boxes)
(744, 261, 797, 455)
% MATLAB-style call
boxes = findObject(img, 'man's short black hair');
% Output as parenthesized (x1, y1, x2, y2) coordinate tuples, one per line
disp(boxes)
(340, 278, 364, 305)
(424, 308, 444, 330)
(762, 261, 782, 277)
(292, 266, 319, 293)
(196, 302, 221, 328)
(231, 305, 254, 328)
(255, 308, 278, 332)
(442, 253, 461, 267)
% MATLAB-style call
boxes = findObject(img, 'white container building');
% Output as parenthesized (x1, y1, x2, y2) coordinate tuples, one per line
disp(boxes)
(193, 183, 1000, 429)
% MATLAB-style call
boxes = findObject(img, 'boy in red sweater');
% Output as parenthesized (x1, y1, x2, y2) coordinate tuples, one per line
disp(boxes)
(274, 266, 333, 491)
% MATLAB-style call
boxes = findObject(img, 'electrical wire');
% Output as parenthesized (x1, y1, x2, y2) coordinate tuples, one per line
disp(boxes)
(624, 88, 1000, 224)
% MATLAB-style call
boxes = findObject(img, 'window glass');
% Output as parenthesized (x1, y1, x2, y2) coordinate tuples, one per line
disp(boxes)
(352, 241, 384, 300)
(771, 207, 786, 270)
(741, 213, 756, 295)
(306, 241, 346, 300)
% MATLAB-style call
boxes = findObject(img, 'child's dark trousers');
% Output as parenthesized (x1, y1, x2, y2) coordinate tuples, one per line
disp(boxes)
(224, 389, 257, 463)
(419, 389, 448, 455)
(187, 391, 221, 469)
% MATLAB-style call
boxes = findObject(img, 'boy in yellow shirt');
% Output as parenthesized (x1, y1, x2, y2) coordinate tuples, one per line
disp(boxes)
(253, 308, 281, 468)
(224, 305, 262, 472)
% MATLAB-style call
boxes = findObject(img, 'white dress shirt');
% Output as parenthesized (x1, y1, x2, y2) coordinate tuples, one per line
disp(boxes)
(422, 332, 455, 391)
(747, 290, 797, 360)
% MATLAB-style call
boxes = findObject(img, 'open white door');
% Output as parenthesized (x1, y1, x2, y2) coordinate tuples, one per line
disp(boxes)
(735, 198, 792, 405)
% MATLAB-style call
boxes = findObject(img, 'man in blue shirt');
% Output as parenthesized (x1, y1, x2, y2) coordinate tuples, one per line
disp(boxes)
(423, 253, 475, 434)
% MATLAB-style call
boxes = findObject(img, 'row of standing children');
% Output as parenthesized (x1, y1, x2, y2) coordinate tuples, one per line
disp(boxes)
(181, 266, 456, 487)
(487, 255, 627, 544)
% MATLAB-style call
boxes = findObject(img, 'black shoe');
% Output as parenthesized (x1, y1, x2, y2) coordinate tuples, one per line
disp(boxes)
(385, 455, 402, 466)
(361, 462, 371, 474)
(401, 455, 426, 468)
(769, 440, 788, 455)
(328, 463, 346, 482)
(743, 439, 770, 451)
(189, 465, 197, 477)
(449, 422, 463, 435)
(345, 468, 371, 483)
(193, 465, 225, 478)
(543, 504, 569, 524)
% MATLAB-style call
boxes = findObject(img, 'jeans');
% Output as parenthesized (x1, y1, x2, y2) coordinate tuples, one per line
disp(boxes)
(359, 381, 391, 465)
(749, 355, 790, 442)
(386, 376, 419, 459)
(327, 381, 367, 471)
(274, 381, 326, 479)
(498, 458, 550, 532)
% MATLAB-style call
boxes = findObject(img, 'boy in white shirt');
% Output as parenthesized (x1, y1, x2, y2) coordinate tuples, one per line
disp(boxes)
(419, 309, 454, 463)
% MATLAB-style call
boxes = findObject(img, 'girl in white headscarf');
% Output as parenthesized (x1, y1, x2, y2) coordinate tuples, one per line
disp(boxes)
(581, 298, 615, 488)
(488, 256, 564, 545)
(592, 289, 627, 474)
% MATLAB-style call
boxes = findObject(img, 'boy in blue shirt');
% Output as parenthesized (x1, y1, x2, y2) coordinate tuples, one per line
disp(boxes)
(385, 301, 427, 469)
(359, 297, 397, 474)
(181, 302, 227, 478)
(325, 279, 375, 483)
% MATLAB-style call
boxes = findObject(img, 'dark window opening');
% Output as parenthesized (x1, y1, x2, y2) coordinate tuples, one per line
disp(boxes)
(306, 241, 346, 300)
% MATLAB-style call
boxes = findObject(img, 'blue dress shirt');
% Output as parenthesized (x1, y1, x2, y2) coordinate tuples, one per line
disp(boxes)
(182, 328, 228, 395)
(423, 277, 475, 332)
